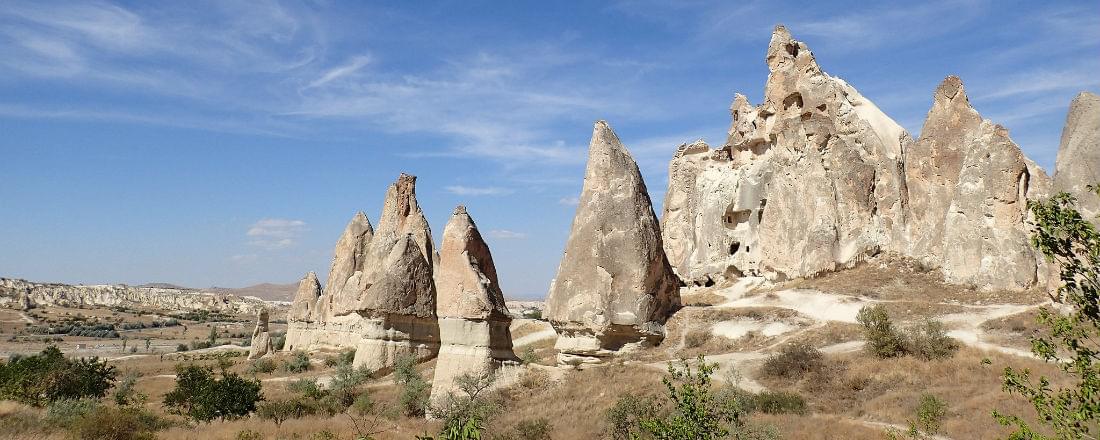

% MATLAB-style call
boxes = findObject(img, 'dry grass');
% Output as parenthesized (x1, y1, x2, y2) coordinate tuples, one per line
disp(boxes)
(778, 254, 1047, 305)
(680, 290, 729, 306)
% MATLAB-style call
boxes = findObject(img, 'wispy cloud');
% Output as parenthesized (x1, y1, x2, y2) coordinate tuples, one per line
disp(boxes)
(305, 55, 371, 89)
(487, 230, 527, 240)
(444, 185, 515, 196)
(247, 218, 307, 249)
(557, 197, 579, 206)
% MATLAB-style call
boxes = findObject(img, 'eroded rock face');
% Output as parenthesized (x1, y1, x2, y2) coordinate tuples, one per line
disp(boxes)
(941, 121, 1050, 289)
(1054, 91, 1100, 219)
(661, 26, 1057, 291)
(248, 309, 273, 359)
(283, 174, 439, 371)
(430, 206, 516, 404)
(663, 25, 910, 286)
(547, 120, 681, 365)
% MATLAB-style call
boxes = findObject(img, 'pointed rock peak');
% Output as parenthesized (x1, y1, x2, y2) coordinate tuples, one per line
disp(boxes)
(1072, 90, 1100, 108)
(452, 204, 468, 217)
(342, 211, 373, 237)
(589, 120, 631, 158)
(290, 271, 321, 321)
(935, 75, 967, 101)
(438, 205, 507, 320)
(304, 271, 318, 282)
(730, 93, 753, 120)
(389, 173, 418, 217)
(766, 25, 816, 73)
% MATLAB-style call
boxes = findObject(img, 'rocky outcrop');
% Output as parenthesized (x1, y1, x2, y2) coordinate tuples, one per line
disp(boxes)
(430, 206, 517, 404)
(663, 26, 910, 287)
(661, 26, 1055, 291)
(283, 174, 440, 372)
(0, 278, 272, 315)
(284, 272, 321, 352)
(248, 309, 274, 359)
(547, 121, 681, 365)
(1054, 91, 1100, 219)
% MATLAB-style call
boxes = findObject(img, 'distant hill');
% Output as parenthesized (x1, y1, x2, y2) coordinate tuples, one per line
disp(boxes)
(207, 283, 299, 302)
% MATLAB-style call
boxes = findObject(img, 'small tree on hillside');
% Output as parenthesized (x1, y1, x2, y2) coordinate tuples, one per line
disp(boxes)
(994, 188, 1100, 439)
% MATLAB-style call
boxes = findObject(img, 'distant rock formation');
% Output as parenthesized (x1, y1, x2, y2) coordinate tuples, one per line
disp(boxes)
(284, 174, 440, 372)
(1054, 91, 1100, 219)
(661, 25, 1056, 291)
(248, 309, 273, 359)
(430, 206, 517, 404)
(0, 278, 272, 315)
(547, 121, 681, 365)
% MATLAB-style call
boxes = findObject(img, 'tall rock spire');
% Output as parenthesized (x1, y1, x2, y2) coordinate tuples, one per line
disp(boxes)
(285, 272, 322, 352)
(547, 120, 681, 365)
(430, 205, 516, 405)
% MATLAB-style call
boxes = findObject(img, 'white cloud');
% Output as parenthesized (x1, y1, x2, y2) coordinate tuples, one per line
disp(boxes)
(246, 218, 307, 249)
(230, 254, 258, 263)
(305, 55, 371, 89)
(488, 229, 527, 240)
(557, 197, 579, 206)
(444, 185, 515, 196)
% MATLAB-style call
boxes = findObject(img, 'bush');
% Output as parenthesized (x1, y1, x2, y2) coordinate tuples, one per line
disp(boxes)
(858, 305, 958, 360)
(324, 349, 356, 367)
(287, 378, 325, 399)
(163, 364, 263, 422)
(752, 391, 807, 415)
(684, 328, 712, 348)
(283, 350, 312, 373)
(257, 399, 318, 426)
(904, 320, 959, 360)
(66, 405, 167, 440)
(517, 367, 549, 389)
(176, 344, 189, 352)
(45, 398, 99, 428)
(271, 331, 286, 351)
(760, 343, 823, 378)
(519, 346, 539, 364)
(247, 358, 277, 375)
(430, 371, 499, 438)
(857, 304, 906, 358)
(0, 346, 117, 406)
(235, 429, 263, 440)
(607, 393, 659, 440)
(394, 354, 429, 417)
(513, 418, 552, 440)
(914, 393, 947, 434)
(112, 372, 147, 406)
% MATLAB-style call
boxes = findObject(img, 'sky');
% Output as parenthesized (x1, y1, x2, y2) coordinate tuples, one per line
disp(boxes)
(1, 0, 1098, 299)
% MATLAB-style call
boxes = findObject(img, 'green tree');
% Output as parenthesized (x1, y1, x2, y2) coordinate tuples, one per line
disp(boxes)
(994, 189, 1100, 439)
(0, 346, 117, 406)
(163, 364, 262, 422)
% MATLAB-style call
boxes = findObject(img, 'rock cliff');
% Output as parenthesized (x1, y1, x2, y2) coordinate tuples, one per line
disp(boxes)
(661, 26, 1056, 291)
(0, 278, 272, 315)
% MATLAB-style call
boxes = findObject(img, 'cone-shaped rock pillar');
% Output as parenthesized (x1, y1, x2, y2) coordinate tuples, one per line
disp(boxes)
(430, 206, 517, 404)
(546, 120, 681, 366)
(284, 272, 321, 351)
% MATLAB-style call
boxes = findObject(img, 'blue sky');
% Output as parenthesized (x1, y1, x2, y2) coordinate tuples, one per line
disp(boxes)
(1, 0, 1097, 298)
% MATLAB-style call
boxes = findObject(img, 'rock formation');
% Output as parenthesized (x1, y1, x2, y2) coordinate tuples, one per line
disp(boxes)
(546, 120, 681, 365)
(248, 309, 273, 359)
(429, 206, 517, 404)
(283, 174, 439, 372)
(284, 272, 321, 351)
(661, 25, 1055, 291)
(1054, 91, 1100, 219)
(0, 278, 272, 315)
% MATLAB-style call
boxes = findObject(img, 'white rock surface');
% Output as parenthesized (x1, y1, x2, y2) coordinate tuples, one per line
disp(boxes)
(1054, 91, 1100, 219)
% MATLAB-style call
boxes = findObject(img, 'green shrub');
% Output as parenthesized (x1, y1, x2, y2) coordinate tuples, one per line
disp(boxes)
(287, 378, 325, 399)
(0, 346, 117, 406)
(324, 349, 356, 367)
(857, 304, 906, 358)
(519, 346, 539, 364)
(914, 393, 947, 434)
(760, 343, 823, 378)
(176, 344, 189, 352)
(352, 392, 375, 415)
(235, 429, 263, 440)
(247, 358, 277, 375)
(513, 417, 553, 440)
(257, 399, 318, 426)
(904, 320, 959, 360)
(112, 372, 147, 406)
(271, 332, 286, 351)
(752, 391, 807, 415)
(430, 371, 499, 439)
(66, 405, 167, 440)
(163, 364, 263, 422)
(606, 393, 659, 440)
(394, 354, 429, 417)
(45, 398, 99, 428)
(283, 350, 312, 373)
